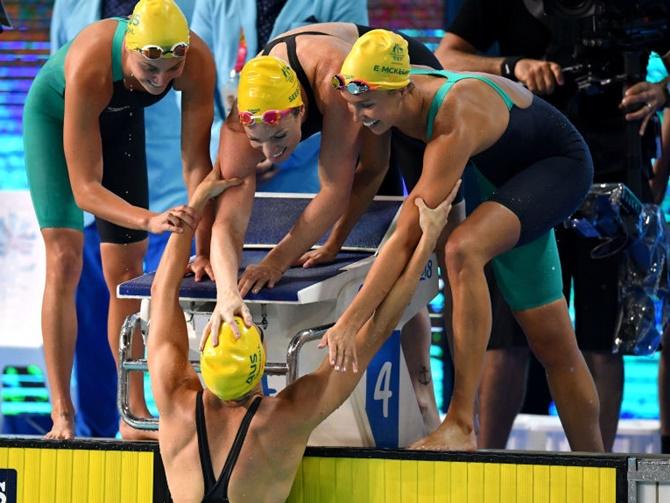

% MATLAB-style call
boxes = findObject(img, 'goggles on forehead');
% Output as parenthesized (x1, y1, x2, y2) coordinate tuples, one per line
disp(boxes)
(331, 74, 379, 95)
(134, 42, 189, 60)
(238, 107, 296, 126)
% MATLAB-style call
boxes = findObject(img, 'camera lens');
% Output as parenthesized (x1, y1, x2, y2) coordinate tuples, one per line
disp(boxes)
(560, 0, 589, 7)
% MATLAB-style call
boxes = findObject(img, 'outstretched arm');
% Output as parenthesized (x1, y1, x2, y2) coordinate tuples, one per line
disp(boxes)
(147, 170, 241, 416)
(320, 81, 503, 373)
(297, 129, 391, 268)
(177, 34, 217, 280)
(434, 1, 564, 97)
(322, 127, 473, 373)
(205, 104, 265, 344)
(237, 90, 359, 296)
(435, 32, 564, 96)
(281, 182, 461, 431)
(63, 26, 198, 235)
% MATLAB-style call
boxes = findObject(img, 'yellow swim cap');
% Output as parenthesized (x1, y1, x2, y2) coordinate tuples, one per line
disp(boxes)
(340, 29, 410, 90)
(237, 55, 303, 115)
(125, 0, 190, 57)
(200, 317, 266, 401)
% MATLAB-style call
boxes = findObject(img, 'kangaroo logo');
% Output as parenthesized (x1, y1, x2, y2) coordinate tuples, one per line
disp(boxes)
(390, 43, 405, 62)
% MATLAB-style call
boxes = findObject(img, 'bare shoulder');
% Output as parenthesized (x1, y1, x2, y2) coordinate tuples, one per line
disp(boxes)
(284, 22, 359, 41)
(463, 71, 533, 108)
(310, 44, 355, 114)
(426, 78, 509, 154)
(64, 19, 117, 93)
(266, 24, 356, 111)
(263, 391, 314, 438)
(182, 31, 215, 75)
(67, 19, 117, 69)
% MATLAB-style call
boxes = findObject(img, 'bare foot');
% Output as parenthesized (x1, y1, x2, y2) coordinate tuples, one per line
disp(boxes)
(119, 419, 158, 441)
(45, 410, 75, 440)
(409, 421, 477, 451)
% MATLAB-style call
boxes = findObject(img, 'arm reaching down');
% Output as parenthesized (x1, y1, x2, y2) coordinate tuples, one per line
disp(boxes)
(206, 108, 263, 344)
(147, 170, 240, 417)
(435, 31, 564, 96)
(281, 181, 461, 431)
(298, 129, 391, 268)
(237, 82, 360, 296)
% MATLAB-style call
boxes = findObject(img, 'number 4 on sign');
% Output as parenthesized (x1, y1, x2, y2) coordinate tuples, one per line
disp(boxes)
(373, 361, 393, 418)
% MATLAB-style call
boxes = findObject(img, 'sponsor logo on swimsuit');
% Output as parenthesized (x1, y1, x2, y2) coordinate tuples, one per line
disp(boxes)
(106, 105, 131, 112)
(0, 469, 17, 503)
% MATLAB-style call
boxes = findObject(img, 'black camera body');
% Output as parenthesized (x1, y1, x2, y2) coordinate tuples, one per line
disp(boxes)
(527, 0, 670, 49)
(542, 0, 667, 19)
(545, 0, 669, 49)
(525, 0, 670, 90)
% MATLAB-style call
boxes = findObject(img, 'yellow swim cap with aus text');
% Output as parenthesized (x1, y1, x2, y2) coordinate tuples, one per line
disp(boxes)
(237, 55, 303, 115)
(200, 317, 266, 401)
(340, 29, 410, 90)
(125, 0, 190, 57)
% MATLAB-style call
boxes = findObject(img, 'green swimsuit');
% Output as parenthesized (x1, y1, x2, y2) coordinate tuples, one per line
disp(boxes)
(23, 18, 169, 243)
(414, 68, 564, 311)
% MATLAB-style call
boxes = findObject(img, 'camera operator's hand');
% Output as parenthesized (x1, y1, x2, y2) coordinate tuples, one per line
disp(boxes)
(515, 59, 564, 95)
(620, 81, 666, 135)
(649, 108, 670, 204)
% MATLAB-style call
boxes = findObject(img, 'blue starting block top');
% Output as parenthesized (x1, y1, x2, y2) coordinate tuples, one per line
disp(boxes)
(118, 194, 402, 303)
(118, 249, 372, 303)
(246, 193, 401, 251)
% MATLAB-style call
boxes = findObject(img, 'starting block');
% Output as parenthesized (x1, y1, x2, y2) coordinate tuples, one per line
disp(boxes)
(117, 193, 438, 447)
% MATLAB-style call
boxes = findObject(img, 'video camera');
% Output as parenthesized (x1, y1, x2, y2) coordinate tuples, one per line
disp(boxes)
(525, 0, 670, 91)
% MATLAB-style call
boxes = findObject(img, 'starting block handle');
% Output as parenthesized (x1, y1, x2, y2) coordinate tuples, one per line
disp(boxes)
(286, 323, 333, 384)
(117, 314, 158, 430)
(117, 313, 290, 431)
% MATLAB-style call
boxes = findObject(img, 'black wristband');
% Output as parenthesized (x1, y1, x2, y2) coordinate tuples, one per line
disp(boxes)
(664, 80, 670, 109)
(501, 56, 523, 82)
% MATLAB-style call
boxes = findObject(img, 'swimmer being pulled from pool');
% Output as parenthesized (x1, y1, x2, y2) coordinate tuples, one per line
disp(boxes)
(147, 168, 460, 502)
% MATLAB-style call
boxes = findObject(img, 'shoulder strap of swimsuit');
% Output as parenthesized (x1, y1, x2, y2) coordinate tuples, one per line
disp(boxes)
(410, 68, 515, 140)
(261, 32, 334, 111)
(195, 389, 217, 492)
(111, 17, 128, 82)
(284, 36, 316, 110)
(261, 31, 332, 55)
(219, 396, 263, 497)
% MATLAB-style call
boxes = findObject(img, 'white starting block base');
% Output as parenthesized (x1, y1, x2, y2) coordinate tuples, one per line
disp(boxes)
(508, 413, 661, 453)
(121, 195, 439, 447)
(180, 257, 438, 448)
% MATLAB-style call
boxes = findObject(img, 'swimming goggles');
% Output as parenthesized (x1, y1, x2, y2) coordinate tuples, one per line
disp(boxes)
(331, 74, 379, 95)
(134, 42, 189, 60)
(238, 108, 296, 126)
